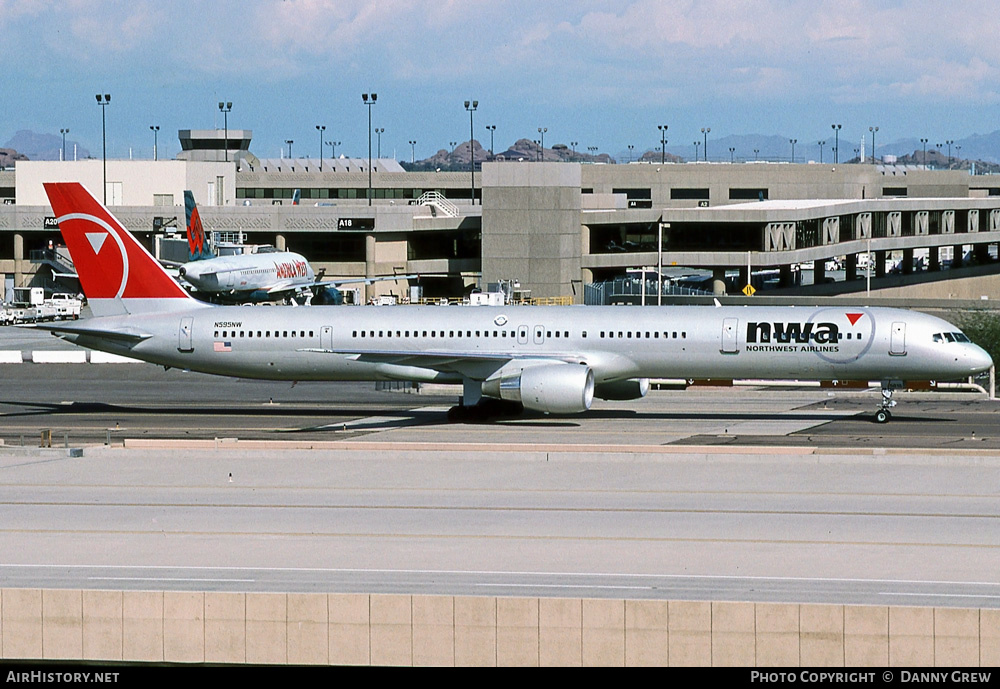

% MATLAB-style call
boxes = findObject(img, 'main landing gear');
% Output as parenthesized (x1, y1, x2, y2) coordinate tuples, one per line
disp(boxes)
(874, 385, 898, 424)
(446, 378, 524, 422)
(446, 399, 524, 423)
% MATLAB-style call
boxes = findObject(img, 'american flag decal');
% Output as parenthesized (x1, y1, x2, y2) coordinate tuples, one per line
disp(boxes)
(214, 341, 232, 352)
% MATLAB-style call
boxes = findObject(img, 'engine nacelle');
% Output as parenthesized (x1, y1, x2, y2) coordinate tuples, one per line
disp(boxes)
(482, 363, 594, 414)
(593, 378, 649, 401)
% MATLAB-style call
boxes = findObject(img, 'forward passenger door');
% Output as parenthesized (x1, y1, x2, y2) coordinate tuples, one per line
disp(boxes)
(178, 317, 194, 353)
(721, 318, 738, 354)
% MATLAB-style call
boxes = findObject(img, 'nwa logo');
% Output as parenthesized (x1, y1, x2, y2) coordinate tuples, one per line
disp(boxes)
(747, 321, 839, 344)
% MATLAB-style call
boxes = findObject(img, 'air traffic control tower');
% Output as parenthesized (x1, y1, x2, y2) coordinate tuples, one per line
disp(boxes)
(178, 129, 255, 167)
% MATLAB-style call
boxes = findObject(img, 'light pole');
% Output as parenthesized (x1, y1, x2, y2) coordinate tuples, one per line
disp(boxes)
(789, 138, 797, 163)
(149, 125, 159, 161)
(946, 139, 954, 166)
(284, 140, 293, 158)
(465, 100, 478, 204)
(451, 141, 458, 157)
(486, 125, 496, 158)
(956, 145, 962, 163)
(587, 146, 598, 158)
(869, 126, 879, 164)
(818, 140, 825, 164)
(95, 93, 111, 204)
(657, 125, 668, 164)
(325, 140, 341, 159)
(316, 125, 325, 170)
(693, 140, 700, 161)
(218, 101, 232, 162)
(374, 127, 384, 159)
(362, 93, 377, 206)
(920, 138, 928, 166)
(60, 128, 69, 162)
(701, 127, 710, 161)
(729, 146, 736, 163)
(537, 127, 547, 161)
(570, 140, 578, 158)
(408, 140, 416, 164)
(627, 144, 634, 162)
(753, 148, 759, 161)
(831, 124, 841, 163)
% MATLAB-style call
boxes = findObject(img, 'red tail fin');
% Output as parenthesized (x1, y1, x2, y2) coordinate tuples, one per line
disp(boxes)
(44, 182, 204, 316)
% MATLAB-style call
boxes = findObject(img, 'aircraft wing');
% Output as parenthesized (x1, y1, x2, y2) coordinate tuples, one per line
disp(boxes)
(50, 268, 79, 279)
(317, 274, 422, 288)
(266, 282, 310, 295)
(297, 346, 583, 378)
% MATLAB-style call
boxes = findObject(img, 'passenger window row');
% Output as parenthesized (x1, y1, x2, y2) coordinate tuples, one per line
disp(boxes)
(354, 329, 515, 338)
(212, 328, 698, 342)
(600, 331, 686, 339)
(215, 330, 314, 339)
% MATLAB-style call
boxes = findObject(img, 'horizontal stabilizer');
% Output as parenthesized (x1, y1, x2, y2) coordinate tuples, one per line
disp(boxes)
(25, 322, 153, 343)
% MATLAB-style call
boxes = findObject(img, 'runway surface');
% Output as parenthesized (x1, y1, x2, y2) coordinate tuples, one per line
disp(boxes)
(1, 363, 998, 607)
(1, 365, 998, 448)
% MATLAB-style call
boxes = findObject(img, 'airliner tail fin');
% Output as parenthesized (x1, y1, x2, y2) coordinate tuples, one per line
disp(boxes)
(45, 182, 207, 316)
(184, 190, 214, 261)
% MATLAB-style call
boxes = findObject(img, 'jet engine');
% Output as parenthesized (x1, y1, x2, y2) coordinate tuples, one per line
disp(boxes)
(594, 378, 649, 401)
(482, 363, 594, 414)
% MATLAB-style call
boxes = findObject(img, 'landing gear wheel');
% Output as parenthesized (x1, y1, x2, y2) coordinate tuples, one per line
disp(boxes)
(447, 399, 525, 423)
(447, 405, 471, 423)
(874, 385, 898, 424)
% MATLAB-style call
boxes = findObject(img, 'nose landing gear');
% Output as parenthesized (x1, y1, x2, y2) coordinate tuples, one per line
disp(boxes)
(874, 385, 898, 423)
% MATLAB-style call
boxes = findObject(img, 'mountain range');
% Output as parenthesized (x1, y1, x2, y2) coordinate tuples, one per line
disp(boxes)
(6, 127, 1000, 172)
(3, 130, 90, 162)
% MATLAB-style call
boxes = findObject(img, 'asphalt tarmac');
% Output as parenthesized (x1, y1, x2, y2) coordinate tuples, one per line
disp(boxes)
(1, 362, 998, 607)
(0, 364, 997, 449)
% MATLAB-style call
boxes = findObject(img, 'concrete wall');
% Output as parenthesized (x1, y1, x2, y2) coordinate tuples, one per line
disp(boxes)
(1, 589, 997, 666)
(15, 161, 234, 207)
(580, 163, 970, 209)
(482, 163, 583, 301)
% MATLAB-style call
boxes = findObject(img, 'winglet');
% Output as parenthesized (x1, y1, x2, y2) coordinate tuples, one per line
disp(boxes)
(44, 182, 207, 316)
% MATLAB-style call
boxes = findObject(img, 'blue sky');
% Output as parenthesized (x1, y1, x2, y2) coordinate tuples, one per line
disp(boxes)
(5, 0, 1000, 162)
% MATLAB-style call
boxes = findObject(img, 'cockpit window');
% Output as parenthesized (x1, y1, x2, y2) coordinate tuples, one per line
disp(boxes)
(934, 332, 972, 343)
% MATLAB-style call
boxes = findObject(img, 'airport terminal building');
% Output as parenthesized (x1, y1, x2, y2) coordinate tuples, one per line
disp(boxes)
(3, 129, 1000, 303)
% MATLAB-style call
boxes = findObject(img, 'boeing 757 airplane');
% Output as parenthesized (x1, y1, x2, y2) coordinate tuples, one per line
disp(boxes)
(36, 182, 993, 422)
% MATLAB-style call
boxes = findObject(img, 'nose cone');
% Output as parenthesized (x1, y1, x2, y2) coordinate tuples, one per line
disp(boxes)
(179, 262, 212, 289)
(966, 344, 994, 375)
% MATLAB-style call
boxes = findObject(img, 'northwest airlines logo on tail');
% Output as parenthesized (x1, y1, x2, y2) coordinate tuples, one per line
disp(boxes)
(44, 183, 194, 311)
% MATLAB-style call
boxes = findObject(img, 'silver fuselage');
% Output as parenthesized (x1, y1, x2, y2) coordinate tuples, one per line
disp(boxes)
(55, 304, 993, 385)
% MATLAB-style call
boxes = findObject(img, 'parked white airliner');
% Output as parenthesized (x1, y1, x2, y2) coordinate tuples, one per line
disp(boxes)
(37, 182, 993, 422)
(177, 190, 322, 304)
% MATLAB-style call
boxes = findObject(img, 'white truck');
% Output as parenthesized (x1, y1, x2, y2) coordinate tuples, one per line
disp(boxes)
(1, 288, 82, 324)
